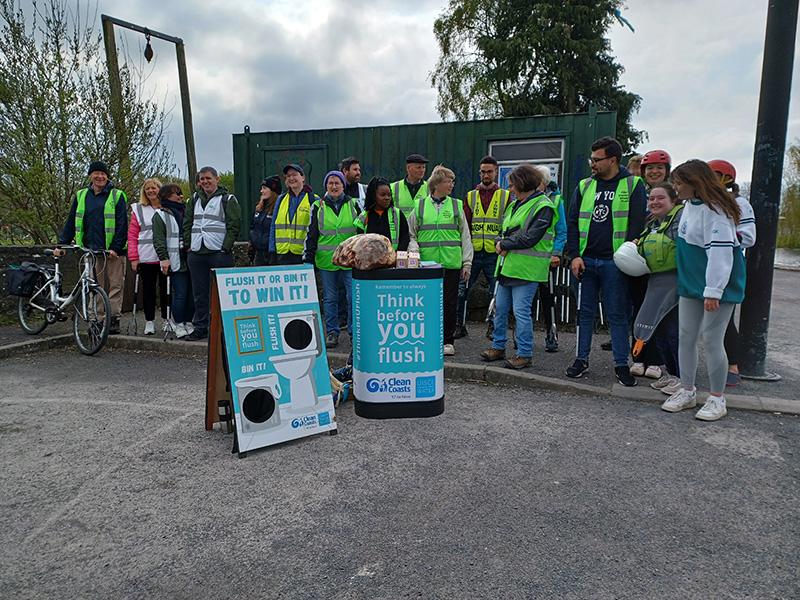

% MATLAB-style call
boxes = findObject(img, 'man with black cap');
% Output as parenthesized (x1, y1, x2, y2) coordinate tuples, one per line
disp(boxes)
(392, 154, 429, 217)
(249, 176, 281, 266)
(182, 165, 241, 341)
(59, 160, 128, 333)
(269, 163, 321, 265)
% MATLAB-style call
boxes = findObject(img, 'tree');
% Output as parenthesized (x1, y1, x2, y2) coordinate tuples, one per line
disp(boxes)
(779, 141, 800, 248)
(431, 0, 645, 152)
(0, 0, 173, 244)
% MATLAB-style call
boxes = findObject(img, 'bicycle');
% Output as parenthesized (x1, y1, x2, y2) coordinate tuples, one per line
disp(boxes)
(16, 245, 112, 355)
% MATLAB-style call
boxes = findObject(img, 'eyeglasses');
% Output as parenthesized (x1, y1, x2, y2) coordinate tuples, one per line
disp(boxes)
(588, 156, 613, 166)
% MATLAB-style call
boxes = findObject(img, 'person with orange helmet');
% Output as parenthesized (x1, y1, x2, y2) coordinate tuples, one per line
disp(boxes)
(640, 149, 672, 189)
(708, 159, 756, 387)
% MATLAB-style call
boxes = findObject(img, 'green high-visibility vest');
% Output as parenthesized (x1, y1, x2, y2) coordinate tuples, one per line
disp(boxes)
(415, 196, 463, 269)
(274, 192, 313, 255)
(314, 198, 360, 271)
(467, 188, 510, 253)
(75, 187, 124, 249)
(392, 179, 429, 217)
(638, 203, 683, 273)
(577, 175, 641, 255)
(495, 193, 558, 283)
(354, 207, 400, 250)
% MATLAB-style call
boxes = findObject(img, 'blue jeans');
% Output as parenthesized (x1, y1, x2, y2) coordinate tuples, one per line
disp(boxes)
(457, 250, 498, 325)
(576, 257, 630, 366)
(492, 281, 539, 358)
(320, 269, 352, 335)
(169, 270, 194, 324)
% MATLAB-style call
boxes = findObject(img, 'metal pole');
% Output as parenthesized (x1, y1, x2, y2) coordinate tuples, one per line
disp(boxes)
(176, 42, 198, 186)
(101, 16, 132, 187)
(739, 0, 799, 380)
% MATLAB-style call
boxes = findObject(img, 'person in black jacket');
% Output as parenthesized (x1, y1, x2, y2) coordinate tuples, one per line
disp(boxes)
(249, 176, 281, 265)
(353, 176, 410, 251)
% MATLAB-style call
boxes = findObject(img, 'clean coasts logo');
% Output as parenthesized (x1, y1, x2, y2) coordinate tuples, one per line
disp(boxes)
(366, 377, 412, 393)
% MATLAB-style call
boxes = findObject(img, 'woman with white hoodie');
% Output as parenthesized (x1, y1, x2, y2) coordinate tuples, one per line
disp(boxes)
(661, 160, 745, 421)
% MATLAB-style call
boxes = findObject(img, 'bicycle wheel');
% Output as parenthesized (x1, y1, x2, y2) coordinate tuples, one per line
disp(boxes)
(73, 284, 110, 355)
(17, 276, 49, 335)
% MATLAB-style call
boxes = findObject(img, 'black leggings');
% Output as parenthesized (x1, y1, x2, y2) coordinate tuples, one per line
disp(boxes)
(138, 263, 168, 321)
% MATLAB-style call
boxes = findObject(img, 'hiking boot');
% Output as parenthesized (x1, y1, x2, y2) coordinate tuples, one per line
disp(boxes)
(545, 333, 559, 353)
(601, 341, 612, 351)
(504, 356, 531, 370)
(695, 395, 727, 421)
(615, 365, 637, 387)
(109, 317, 120, 335)
(185, 329, 208, 342)
(326, 332, 339, 348)
(453, 324, 468, 339)
(566, 359, 589, 378)
(480, 348, 506, 362)
(661, 388, 697, 413)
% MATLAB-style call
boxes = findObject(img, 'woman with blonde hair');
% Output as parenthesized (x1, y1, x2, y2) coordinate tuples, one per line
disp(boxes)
(128, 177, 168, 335)
(408, 164, 473, 356)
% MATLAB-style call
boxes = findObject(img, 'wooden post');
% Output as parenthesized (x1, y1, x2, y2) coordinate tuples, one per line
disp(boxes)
(101, 16, 132, 187)
(176, 41, 198, 188)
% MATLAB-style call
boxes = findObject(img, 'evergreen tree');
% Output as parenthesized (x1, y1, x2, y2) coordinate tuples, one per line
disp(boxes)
(431, 0, 645, 151)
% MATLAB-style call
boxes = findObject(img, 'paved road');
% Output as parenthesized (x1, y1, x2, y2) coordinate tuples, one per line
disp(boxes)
(1, 351, 797, 599)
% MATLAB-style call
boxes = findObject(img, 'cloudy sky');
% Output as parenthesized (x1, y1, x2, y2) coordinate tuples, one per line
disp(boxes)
(62, 1, 800, 182)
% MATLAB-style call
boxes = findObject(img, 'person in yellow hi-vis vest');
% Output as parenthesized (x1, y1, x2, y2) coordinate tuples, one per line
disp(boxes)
(455, 155, 509, 339)
(269, 163, 320, 265)
(565, 136, 648, 386)
(58, 161, 128, 334)
(479, 165, 556, 370)
(407, 165, 473, 357)
(303, 171, 359, 349)
(391, 153, 429, 217)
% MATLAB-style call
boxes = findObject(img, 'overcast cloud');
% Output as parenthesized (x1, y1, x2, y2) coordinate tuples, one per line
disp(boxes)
(49, 1, 800, 183)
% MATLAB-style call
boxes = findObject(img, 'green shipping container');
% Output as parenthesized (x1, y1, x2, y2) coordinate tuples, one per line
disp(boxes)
(232, 107, 616, 239)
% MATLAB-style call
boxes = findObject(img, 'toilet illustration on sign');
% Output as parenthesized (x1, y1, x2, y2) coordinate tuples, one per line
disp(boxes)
(270, 309, 322, 411)
(235, 374, 283, 433)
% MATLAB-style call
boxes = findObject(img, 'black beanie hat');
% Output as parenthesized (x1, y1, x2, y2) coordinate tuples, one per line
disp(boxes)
(260, 175, 282, 194)
(87, 161, 109, 177)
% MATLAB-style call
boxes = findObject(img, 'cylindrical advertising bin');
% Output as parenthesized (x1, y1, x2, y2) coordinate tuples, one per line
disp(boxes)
(352, 267, 444, 418)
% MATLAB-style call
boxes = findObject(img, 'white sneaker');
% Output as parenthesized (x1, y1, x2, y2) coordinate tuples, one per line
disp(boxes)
(660, 376, 683, 396)
(644, 365, 662, 379)
(184, 322, 195, 335)
(443, 344, 455, 356)
(630, 362, 645, 376)
(661, 388, 697, 413)
(695, 395, 727, 421)
(173, 323, 188, 338)
(650, 374, 673, 390)
(144, 320, 155, 335)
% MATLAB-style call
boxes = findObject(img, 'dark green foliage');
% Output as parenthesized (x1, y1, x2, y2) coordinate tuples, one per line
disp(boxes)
(431, 0, 645, 152)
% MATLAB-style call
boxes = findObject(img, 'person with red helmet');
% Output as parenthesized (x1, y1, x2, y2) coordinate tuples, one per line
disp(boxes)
(708, 159, 756, 387)
(640, 150, 672, 189)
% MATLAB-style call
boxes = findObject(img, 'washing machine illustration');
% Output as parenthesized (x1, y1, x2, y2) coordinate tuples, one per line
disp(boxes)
(270, 309, 322, 410)
(235, 374, 283, 433)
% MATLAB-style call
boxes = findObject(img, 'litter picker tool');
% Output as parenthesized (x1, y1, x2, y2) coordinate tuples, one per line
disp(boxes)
(126, 271, 140, 335)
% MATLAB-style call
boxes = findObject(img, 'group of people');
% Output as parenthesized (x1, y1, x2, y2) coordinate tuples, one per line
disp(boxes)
(60, 134, 754, 422)
(248, 139, 753, 422)
(59, 161, 239, 341)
